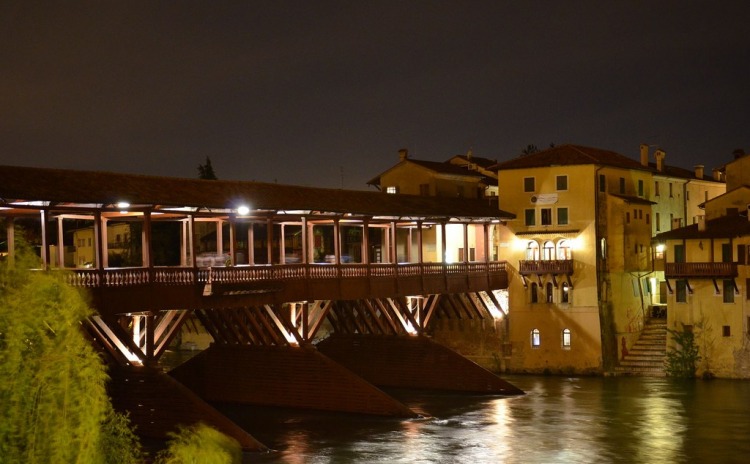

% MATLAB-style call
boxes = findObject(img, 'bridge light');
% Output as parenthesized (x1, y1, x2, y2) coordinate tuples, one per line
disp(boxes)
(237, 205, 250, 216)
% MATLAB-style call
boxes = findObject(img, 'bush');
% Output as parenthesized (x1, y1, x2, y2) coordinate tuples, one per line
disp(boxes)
(155, 423, 242, 464)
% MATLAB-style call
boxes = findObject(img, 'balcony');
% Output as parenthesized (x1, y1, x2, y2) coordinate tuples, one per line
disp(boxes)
(59, 261, 509, 316)
(518, 259, 573, 276)
(664, 262, 737, 279)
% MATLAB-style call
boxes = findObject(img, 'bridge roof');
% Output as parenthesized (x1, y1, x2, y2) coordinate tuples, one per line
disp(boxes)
(0, 165, 514, 222)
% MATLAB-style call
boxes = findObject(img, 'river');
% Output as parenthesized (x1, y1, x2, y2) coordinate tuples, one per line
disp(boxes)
(215, 375, 750, 463)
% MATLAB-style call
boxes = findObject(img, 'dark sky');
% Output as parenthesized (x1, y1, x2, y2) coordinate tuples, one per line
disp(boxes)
(2, 1, 749, 190)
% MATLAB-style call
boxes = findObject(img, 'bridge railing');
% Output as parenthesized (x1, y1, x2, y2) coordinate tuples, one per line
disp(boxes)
(63, 261, 508, 288)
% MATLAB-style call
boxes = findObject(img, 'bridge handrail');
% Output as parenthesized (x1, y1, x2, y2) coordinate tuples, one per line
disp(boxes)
(61, 261, 508, 288)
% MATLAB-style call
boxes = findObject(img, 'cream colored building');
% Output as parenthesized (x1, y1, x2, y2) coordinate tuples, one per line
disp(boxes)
(496, 144, 725, 375)
(655, 150, 750, 378)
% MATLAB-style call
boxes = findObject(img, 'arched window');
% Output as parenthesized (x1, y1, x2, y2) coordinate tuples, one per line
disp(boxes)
(557, 240, 572, 260)
(543, 241, 555, 260)
(531, 328, 541, 347)
(546, 282, 554, 303)
(530, 282, 538, 303)
(526, 241, 539, 260)
(561, 282, 570, 303)
(562, 329, 571, 348)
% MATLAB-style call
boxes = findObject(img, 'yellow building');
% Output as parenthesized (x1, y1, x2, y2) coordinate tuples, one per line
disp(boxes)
(655, 150, 750, 378)
(496, 144, 725, 375)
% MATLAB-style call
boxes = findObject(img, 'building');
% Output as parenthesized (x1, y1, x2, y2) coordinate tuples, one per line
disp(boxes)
(655, 149, 750, 378)
(495, 144, 725, 375)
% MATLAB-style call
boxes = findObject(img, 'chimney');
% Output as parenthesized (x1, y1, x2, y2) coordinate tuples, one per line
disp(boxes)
(697, 215, 706, 231)
(694, 165, 704, 179)
(712, 168, 722, 181)
(654, 149, 666, 172)
(639, 144, 649, 167)
(398, 148, 408, 161)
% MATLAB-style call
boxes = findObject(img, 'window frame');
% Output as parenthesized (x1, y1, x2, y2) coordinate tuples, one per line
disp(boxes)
(524, 177, 535, 193)
(556, 175, 568, 191)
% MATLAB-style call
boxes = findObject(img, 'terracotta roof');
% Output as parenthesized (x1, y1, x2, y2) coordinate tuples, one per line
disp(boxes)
(367, 158, 484, 186)
(495, 144, 648, 171)
(654, 214, 750, 240)
(0, 165, 514, 221)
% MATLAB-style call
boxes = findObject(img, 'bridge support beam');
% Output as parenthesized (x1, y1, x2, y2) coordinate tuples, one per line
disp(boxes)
(317, 334, 523, 395)
(170, 344, 419, 417)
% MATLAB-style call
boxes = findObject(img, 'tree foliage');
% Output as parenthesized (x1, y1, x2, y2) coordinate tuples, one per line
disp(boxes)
(197, 157, 218, 180)
(665, 324, 701, 378)
(0, 242, 142, 463)
(155, 423, 242, 464)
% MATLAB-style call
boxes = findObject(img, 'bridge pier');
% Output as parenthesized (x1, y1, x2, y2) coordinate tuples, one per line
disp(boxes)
(169, 344, 419, 417)
(107, 365, 267, 451)
(317, 334, 524, 395)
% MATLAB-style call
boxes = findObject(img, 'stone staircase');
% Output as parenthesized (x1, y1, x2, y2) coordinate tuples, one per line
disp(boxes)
(614, 318, 667, 376)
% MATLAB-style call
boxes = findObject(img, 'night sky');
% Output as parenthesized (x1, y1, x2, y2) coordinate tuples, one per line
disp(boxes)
(2, 1, 748, 190)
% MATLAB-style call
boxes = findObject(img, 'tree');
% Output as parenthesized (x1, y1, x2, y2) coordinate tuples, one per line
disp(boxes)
(521, 144, 539, 156)
(198, 157, 218, 180)
(664, 323, 701, 378)
(0, 240, 142, 463)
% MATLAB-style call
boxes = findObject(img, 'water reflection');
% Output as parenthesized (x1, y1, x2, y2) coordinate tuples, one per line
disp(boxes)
(236, 376, 750, 463)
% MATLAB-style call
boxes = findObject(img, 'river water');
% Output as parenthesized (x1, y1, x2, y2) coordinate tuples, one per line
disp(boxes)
(216, 375, 750, 464)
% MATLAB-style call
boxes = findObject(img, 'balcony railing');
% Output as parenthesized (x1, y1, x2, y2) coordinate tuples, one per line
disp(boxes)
(518, 260, 574, 276)
(664, 262, 737, 279)
(63, 261, 509, 288)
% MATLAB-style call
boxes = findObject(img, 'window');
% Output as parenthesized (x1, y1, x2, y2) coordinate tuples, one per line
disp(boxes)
(619, 177, 625, 194)
(562, 329, 571, 348)
(541, 208, 552, 225)
(723, 280, 735, 303)
(669, 183, 673, 198)
(638, 180, 644, 197)
(723, 325, 731, 337)
(531, 283, 538, 303)
(526, 241, 540, 260)
(599, 174, 606, 192)
(626, 212, 630, 224)
(386, 186, 398, 194)
(646, 213, 650, 224)
(419, 184, 429, 196)
(531, 329, 541, 347)
(561, 282, 570, 303)
(722, 243, 732, 262)
(556, 175, 568, 191)
(676, 280, 687, 303)
(557, 240, 572, 260)
(655, 181, 660, 196)
(525, 209, 536, 226)
(543, 241, 555, 260)
(656, 213, 661, 231)
(546, 282, 553, 303)
(524, 177, 535, 192)
(558, 207, 568, 225)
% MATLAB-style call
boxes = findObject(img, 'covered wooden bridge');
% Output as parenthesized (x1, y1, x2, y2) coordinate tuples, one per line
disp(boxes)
(0, 165, 522, 450)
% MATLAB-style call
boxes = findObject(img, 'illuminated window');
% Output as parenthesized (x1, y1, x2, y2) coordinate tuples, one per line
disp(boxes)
(562, 329, 571, 348)
(543, 241, 555, 260)
(386, 186, 398, 194)
(526, 241, 539, 260)
(531, 328, 541, 347)
(557, 240, 572, 260)
(561, 282, 570, 303)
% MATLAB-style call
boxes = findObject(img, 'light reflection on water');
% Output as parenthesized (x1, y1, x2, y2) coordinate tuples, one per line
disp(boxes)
(223, 375, 750, 463)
